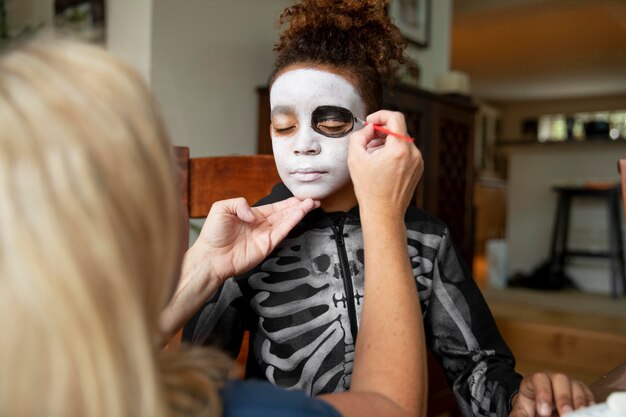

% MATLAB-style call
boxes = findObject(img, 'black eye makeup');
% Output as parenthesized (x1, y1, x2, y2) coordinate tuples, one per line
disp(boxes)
(311, 106, 356, 138)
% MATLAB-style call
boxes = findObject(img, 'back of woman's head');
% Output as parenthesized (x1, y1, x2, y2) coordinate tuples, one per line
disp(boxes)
(0, 38, 214, 417)
(271, 0, 407, 113)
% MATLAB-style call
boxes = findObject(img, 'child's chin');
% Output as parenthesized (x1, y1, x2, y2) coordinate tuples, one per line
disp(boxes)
(288, 185, 335, 201)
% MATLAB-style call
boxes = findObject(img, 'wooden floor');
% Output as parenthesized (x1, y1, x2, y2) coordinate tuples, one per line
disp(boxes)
(480, 285, 626, 384)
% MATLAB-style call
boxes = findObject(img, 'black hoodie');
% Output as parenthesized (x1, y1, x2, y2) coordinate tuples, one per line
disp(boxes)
(183, 183, 522, 417)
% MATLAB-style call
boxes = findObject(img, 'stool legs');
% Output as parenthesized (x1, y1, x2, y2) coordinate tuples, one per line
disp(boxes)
(550, 192, 570, 271)
(608, 191, 626, 297)
(549, 187, 625, 297)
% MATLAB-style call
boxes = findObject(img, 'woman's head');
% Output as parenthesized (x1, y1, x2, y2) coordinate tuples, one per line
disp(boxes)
(268, 0, 406, 205)
(0, 38, 180, 417)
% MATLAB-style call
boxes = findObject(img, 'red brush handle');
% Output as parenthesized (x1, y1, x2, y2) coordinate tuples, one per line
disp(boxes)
(355, 117, 414, 143)
(367, 122, 415, 143)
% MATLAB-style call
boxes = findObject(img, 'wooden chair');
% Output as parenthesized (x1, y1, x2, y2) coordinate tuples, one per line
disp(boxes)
(170, 146, 281, 367)
(174, 146, 282, 244)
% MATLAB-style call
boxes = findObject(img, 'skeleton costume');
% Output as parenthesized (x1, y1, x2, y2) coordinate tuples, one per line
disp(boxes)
(183, 182, 523, 417)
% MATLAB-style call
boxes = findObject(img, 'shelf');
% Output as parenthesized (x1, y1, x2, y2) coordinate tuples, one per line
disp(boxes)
(497, 137, 626, 147)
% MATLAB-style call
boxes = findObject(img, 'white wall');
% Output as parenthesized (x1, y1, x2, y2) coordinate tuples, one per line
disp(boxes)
(150, 0, 292, 157)
(107, 0, 153, 82)
(107, 0, 291, 156)
(406, 0, 452, 91)
(5, 0, 52, 36)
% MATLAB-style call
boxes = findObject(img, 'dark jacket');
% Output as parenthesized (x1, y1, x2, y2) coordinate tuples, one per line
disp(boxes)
(183, 183, 522, 417)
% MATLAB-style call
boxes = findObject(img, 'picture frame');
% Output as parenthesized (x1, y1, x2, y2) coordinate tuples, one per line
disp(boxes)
(387, 0, 431, 48)
(54, 0, 106, 44)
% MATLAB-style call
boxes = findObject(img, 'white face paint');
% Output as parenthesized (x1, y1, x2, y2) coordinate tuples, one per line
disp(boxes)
(270, 68, 367, 201)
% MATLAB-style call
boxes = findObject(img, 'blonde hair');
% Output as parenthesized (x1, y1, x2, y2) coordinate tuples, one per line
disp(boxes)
(0, 38, 227, 417)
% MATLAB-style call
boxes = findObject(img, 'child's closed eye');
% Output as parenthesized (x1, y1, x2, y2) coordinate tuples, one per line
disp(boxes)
(273, 125, 297, 135)
(316, 120, 352, 136)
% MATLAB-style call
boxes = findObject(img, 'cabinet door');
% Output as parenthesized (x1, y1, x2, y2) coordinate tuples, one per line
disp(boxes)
(257, 87, 272, 155)
(433, 101, 476, 267)
(384, 85, 476, 268)
(383, 88, 431, 209)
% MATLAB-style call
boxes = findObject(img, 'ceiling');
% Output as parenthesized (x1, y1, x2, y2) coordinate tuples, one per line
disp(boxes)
(451, 0, 626, 101)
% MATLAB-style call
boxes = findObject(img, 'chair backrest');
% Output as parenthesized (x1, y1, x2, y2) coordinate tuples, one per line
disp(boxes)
(174, 146, 282, 219)
(617, 159, 626, 218)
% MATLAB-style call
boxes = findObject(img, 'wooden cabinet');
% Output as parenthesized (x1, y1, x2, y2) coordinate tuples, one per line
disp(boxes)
(383, 85, 477, 268)
(257, 84, 476, 267)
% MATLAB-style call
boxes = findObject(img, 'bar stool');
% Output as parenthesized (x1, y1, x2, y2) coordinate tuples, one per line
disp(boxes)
(549, 183, 625, 297)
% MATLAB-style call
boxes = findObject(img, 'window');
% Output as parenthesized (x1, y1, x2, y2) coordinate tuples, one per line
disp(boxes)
(534, 110, 626, 142)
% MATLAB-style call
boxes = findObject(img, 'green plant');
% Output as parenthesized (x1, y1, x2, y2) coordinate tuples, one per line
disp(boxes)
(0, 0, 8, 40)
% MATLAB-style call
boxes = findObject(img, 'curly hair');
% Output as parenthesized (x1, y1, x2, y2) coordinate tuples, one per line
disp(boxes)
(271, 0, 407, 113)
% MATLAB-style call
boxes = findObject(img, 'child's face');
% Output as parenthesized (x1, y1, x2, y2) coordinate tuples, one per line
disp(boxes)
(270, 68, 366, 201)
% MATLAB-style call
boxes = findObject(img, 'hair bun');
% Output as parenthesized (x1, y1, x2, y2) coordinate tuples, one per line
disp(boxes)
(279, 0, 389, 33)
(274, 0, 406, 82)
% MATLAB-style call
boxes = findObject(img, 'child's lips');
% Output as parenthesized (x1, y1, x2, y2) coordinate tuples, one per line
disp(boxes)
(291, 169, 327, 182)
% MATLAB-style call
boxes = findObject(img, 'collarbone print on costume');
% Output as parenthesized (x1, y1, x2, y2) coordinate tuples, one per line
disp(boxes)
(184, 183, 523, 417)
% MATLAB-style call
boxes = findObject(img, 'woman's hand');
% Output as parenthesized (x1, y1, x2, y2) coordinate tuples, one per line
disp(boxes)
(189, 196, 319, 283)
(160, 196, 318, 340)
(510, 372, 595, 417)
(348, 110, 423, 219)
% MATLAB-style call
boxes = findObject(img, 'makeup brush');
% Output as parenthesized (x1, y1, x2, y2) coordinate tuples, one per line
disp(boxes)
(354, 117, 415, 143)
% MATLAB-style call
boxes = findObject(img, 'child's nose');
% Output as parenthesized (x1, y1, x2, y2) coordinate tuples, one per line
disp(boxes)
(293, 129, 322, 155)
